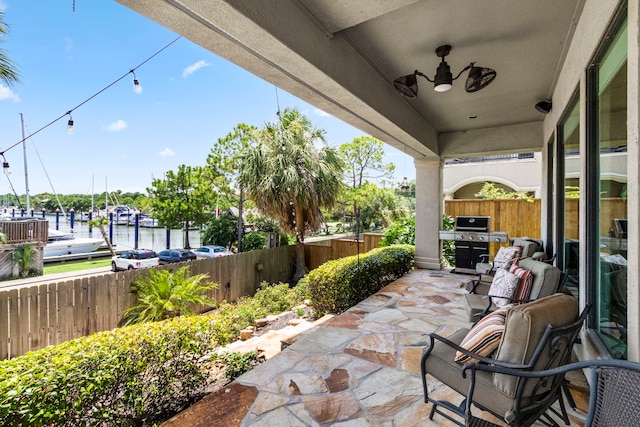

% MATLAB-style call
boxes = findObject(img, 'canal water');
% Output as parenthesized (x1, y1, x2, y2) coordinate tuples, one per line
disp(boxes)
(47, 215, 202, 253)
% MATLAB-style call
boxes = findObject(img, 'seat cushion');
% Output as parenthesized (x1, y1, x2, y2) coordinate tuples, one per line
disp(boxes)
(423, 329, 518, 419)
(455, 307, 509, 363)
(512, 238, 541, 258)
(493, 293, 579, 397)
(488, 268, 519, 307)
(517, 258, 562, 299)
(464, 293, 496, 322)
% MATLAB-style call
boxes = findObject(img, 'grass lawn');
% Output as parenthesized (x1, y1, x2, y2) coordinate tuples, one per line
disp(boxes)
(44, 259, 112, 275)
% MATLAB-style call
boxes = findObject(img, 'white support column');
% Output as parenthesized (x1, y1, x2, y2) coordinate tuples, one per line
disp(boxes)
(414, 158, 444, 270)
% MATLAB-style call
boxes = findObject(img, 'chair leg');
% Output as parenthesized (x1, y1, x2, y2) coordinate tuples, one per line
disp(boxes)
(561, 379, 576, 410)
(543, 391, 570, 427)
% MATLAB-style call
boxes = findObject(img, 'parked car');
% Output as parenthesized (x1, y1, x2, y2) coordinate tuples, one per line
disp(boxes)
(158, 249, 197, 265)
(112, 249, 159, 271)
(192, 245, 234, 259)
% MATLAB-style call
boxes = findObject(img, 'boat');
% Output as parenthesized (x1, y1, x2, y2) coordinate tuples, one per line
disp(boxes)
(44, 229, 104, 258)
(139, 217, 160, 228)
(109, 206, 136, 225)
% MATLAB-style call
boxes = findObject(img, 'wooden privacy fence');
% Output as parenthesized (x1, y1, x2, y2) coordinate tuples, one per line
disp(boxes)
(445, 199, 542, 256)
(304, 233, 383, 270)
(0, 245, 294, 360)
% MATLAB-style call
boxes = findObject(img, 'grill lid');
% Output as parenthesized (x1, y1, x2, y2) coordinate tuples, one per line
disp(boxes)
(454, 216, 491, 231)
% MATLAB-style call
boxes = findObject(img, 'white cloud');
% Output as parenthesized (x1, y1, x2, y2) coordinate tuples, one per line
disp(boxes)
(0, 85, 20, 102)
(105, 119, 127, 132)
(313, 108, 331, 117)
(182, 60, 211, 78)
(159, 147, 175, 158)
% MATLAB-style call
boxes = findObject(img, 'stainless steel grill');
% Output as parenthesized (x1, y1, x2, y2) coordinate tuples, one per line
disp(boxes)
(439, 216, 508, 274)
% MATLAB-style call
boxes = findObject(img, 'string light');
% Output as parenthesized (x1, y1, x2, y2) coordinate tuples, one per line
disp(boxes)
(401, 176, 410, 192)
(66, 112, 74, 134)
(2, 154, 10, 175)
(0, 36, 182, 163)
(131, 70, 143, 94)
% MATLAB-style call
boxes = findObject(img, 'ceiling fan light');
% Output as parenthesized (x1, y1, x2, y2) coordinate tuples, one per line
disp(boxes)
(465, 66, 497, 93)
(393, 74, 418, 98)
(433, 61, 452, 92)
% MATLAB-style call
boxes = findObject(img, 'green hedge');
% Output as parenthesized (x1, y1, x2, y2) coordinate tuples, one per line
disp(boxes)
(0, 316, 219, 426)
(306, 244, 415, 316)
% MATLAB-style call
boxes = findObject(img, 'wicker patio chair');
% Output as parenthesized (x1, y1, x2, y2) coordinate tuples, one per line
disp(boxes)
(463, 359, 640, 426)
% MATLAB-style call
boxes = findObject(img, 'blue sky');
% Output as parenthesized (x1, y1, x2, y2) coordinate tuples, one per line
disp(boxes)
(0, 1, 414, 197)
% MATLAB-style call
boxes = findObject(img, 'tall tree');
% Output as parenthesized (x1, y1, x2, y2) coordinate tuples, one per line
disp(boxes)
(147, 165, 214, 249)
(206, 123, 257, 252)
(339, 136, 395, 234)
(0, 11, 20, 87)
(239, 108, 343, 280)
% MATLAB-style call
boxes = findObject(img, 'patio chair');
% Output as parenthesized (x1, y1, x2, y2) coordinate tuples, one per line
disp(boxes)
(475, 238, 544, 279)
(421, 293, 589, 427)
(462, 359, 640, 427)
(464, 258, 565, 322)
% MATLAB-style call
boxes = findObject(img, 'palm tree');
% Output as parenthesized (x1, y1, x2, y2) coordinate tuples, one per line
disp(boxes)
(12, 243, 36, 278)
(120, 266, 217, 326)
(88, 216, 115, 256)
(0, 11, 20, 87)
(239, 108, 343, 281)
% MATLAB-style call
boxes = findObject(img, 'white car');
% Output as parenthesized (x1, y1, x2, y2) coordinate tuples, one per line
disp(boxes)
(112, 249, 159, 271)
(192, 245, 234, 259)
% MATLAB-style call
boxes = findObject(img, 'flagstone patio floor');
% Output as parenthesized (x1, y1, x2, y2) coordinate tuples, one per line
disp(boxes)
(164, 269, 587, 426)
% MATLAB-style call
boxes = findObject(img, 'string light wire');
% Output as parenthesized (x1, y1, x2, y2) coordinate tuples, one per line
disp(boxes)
(0, 35, 182, 160)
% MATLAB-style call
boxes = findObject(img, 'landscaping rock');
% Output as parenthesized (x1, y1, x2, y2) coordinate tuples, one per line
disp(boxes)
(240, 328, 254, 341)
(255, 318, 269, 328)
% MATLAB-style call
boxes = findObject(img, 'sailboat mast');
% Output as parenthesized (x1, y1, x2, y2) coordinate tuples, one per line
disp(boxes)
(19, 113, 30, 212)
(91, 175, 95, 214)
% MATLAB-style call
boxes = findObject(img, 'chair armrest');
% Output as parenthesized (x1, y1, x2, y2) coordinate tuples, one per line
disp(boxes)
(425, 333, 535, 370)
(478, 253, 490, 263)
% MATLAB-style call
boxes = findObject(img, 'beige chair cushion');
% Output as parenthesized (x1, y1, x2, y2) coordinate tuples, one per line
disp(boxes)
(517, 258, 562, 299)
(423, 329, 521, 418)
(493, 293, 578, 397)
(512, 238, 541, 258)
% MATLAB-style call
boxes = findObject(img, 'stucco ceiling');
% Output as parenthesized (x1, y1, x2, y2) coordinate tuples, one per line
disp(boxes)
(116, 0, 586, 159)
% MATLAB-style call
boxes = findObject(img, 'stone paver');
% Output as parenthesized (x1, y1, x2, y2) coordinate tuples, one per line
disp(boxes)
(164, 269, 587, 426)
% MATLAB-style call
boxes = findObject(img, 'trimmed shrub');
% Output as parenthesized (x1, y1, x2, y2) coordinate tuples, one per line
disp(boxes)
(0, 316, 219, 426)
(306, 244, 415, 315)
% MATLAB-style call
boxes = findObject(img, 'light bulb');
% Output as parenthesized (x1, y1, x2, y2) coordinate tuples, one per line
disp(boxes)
(2, 161, 10, 175)
(133, 78, 142, 94)
(434, 83, 452, 92)
(67, 118, 74, 134)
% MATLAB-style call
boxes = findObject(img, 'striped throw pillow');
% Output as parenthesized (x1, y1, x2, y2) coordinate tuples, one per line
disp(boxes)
(509, 260, 534, 303)
(454, 306, 510, 364)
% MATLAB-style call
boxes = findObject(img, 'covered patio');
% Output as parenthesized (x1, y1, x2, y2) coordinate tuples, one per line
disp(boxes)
(164, 269, 586, 426)
(116, 0, 639, 364)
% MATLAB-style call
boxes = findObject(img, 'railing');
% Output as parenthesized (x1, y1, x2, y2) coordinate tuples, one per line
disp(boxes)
(0, 218, 49, 244)
(445, 152, 535, 165)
